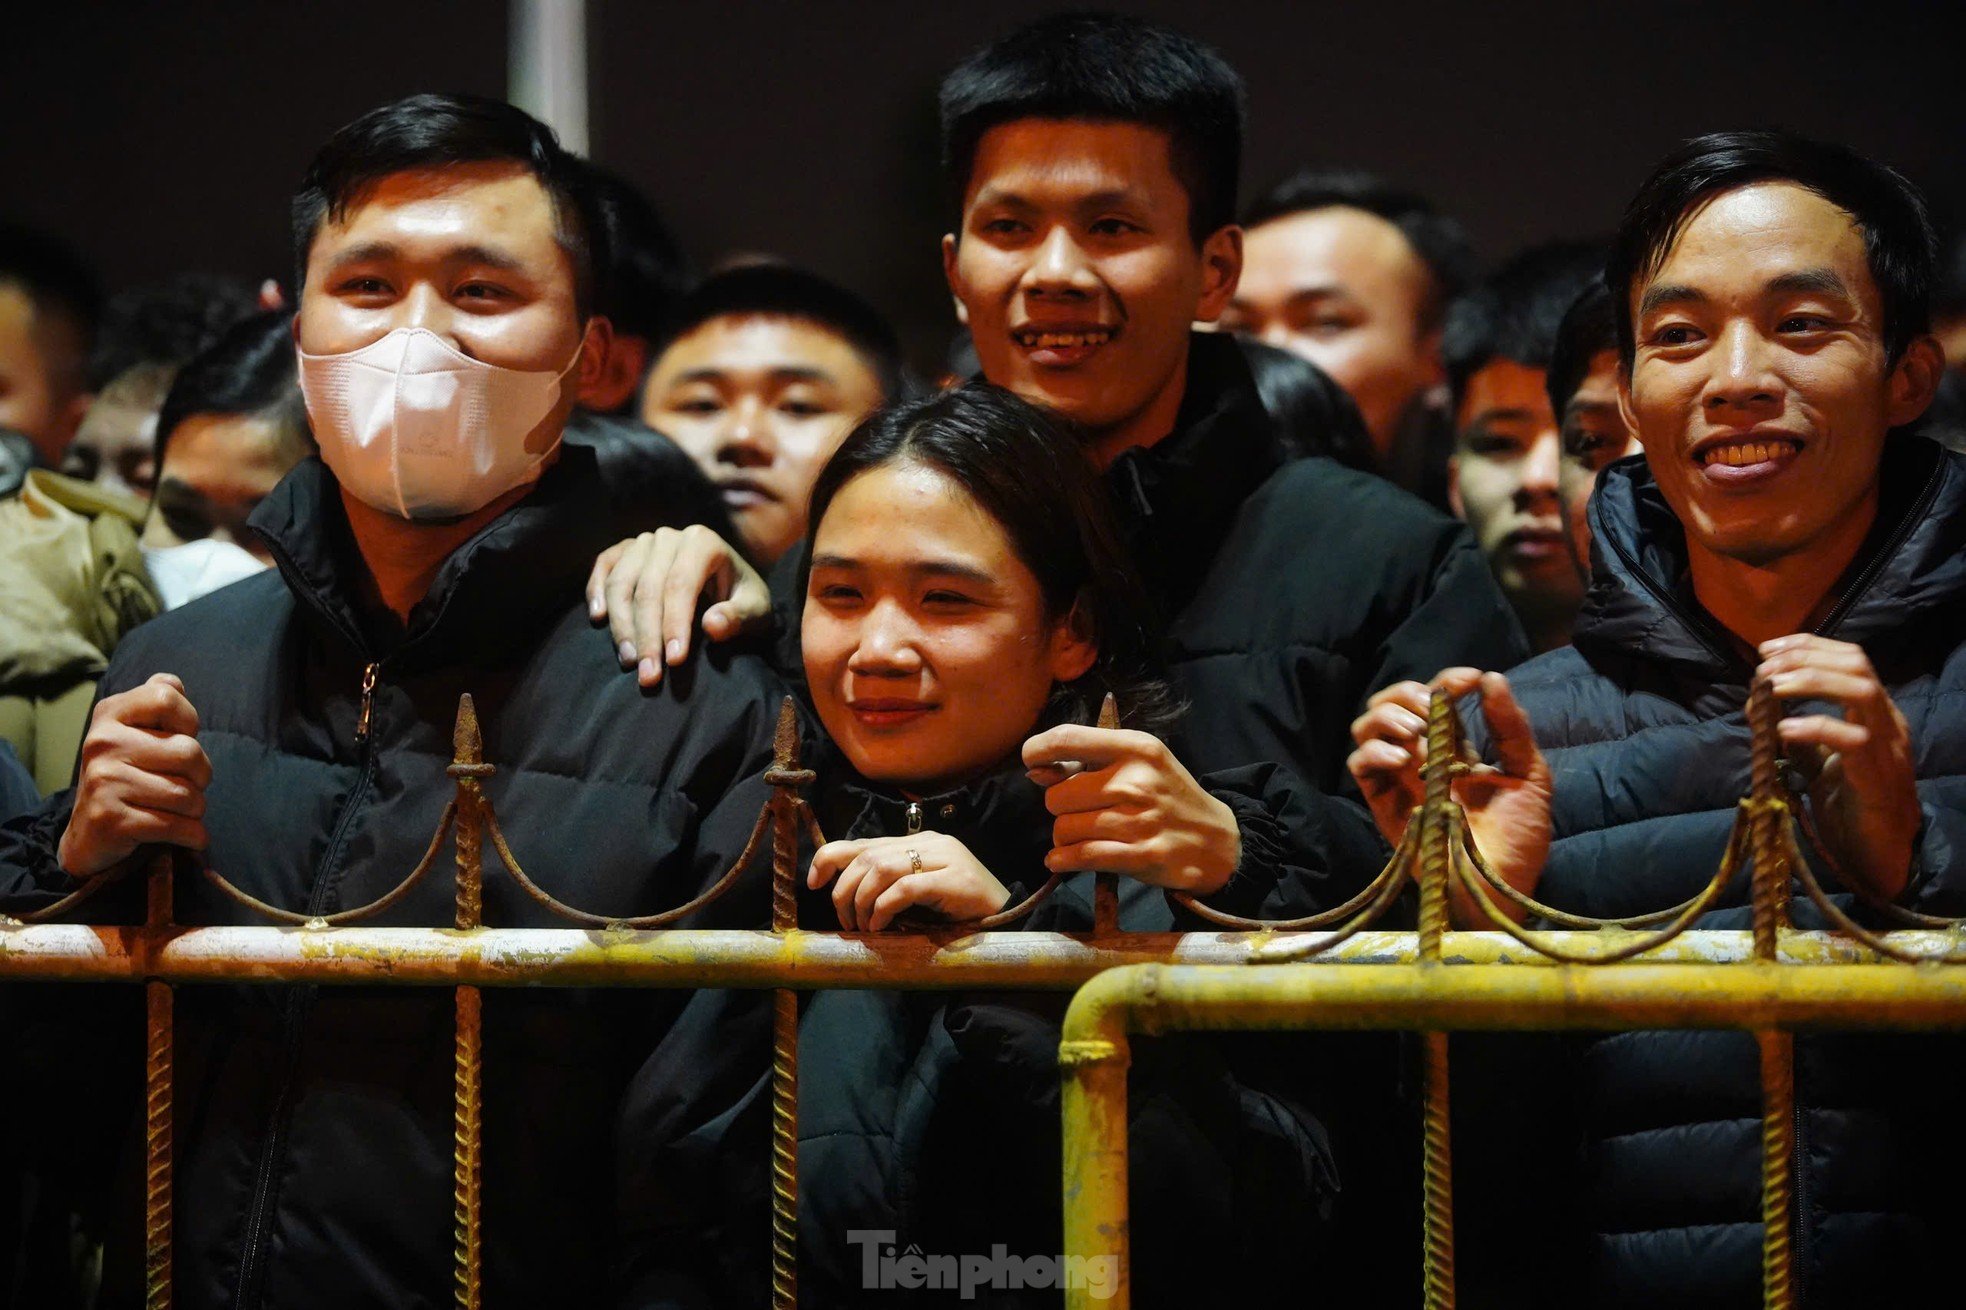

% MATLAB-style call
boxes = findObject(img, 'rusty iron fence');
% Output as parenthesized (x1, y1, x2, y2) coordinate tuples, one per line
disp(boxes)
(5, 687, 1966, 1309)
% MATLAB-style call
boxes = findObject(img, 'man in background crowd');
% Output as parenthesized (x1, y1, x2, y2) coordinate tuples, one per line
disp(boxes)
(1443, 242, 1603, 651)
(60, 272, 262, 498)
(640, 262, 902, 566)
(1544, 277, 1639, 572)
(1225, 169, 1475, 503)
(0, 222, 101, 478)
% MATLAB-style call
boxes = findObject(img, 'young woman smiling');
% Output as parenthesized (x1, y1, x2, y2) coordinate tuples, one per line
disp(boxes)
(788, 384, 1335, 1305)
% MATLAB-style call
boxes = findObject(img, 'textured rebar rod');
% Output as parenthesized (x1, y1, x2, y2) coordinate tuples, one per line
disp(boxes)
(1416, 689, 1459, 1308)
(142, 857, 173, 1310)
(450, 697, 487, 1310)
(1759, 1030, 1797, 1310)
(766, 697, 803, 1310)
(1745, 680, 1797, 1308)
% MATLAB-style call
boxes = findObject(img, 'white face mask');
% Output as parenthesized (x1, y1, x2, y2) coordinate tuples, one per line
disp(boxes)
(296, 327, 582, 520)
(142, 538, 269, 611)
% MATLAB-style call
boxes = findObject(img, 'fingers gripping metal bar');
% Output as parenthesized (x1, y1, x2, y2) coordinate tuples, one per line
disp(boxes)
(143, 855, 174, 1310)
(449, 697, 487, 1310)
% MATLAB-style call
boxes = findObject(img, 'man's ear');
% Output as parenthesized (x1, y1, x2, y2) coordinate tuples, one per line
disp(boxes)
(571, 317, 617, 408)
(1446, 455, 1465, 521)
(1193, 225, 1243, 323)
(1886, 335, 1946, 428)
(1049, 597, 1099, 685)
(585, 335, 649, 414)
(942, 233, 970, 325)
(1615, 361, 1640, 447)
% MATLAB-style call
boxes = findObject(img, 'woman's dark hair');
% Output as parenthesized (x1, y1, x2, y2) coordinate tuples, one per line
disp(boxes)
(1237, 338, 1375, 471)
(154, 310, 312, 470)
(1607, 130, 1937, 366)
(805, 382, 1181, 735)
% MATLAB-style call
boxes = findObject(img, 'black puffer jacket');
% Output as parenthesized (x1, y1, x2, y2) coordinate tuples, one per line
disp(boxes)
(0, 446, 784, 1308)
(788, 758, 1337, 1309)
(1480, 435, 1966, 1306)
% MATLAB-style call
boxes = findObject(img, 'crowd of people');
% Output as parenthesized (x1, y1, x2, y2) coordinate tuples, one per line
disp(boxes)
(3, 10, 1966, 1308)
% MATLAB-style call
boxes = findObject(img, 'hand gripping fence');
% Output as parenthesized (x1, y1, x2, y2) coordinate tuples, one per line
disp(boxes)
(7, 688, 1966, 1307)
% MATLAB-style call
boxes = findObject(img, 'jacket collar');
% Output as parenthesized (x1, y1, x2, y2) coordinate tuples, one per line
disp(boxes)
(1102, 332, 1282, 614)
(821, 756, 1047, 848)
(247, 444, 629, 666)
(1577, 434, 1965, 679)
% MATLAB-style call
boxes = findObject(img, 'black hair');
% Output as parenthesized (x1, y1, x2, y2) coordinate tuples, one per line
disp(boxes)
(938, 12, 1245, 244)
(154, 310, 312, 470)
(1243, 168, 1477, 327)
(291, 93, 606, 316)
(650, 262, 909, 403)
(87, 273, 260, 390)
(1443, 241, 1606, 406)
(1545, 277, 1618, 418)
(1607, 130, 1937, 365)
(1236, 338, 1375, 471)
(805, 382, 1180, 736)
(581, 163, 691, 341)
(0, 220, 103, 393)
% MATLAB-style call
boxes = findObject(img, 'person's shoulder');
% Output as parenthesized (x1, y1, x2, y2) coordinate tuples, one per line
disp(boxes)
(109, 571, 290, 665)
(1244, 457, 1466, 554)
(535, 599, 788, 714)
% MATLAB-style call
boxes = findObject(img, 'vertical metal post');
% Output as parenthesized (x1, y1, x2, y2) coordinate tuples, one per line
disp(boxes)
(449, 696, 489, 1310)
(143, 854, 175, 1310)
(1092, 694, 1121, 937)
(1746, 680, 1796, 1309)
(765, 699, 809, 1310)
(1416, 689, 1458, 1310)
(508, 0, 590, 155)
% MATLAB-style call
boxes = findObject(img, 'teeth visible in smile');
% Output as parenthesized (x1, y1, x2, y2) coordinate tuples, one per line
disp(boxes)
(1015, 329, 1113, 349)
(1702, 439, 1800, 467)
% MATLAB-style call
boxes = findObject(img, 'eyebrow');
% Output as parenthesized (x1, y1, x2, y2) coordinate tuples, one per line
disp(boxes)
(1638, 266, 1854, 318)
(671, 365, 836, 386)
(1467, 407, 1540, 428)
(323, 241, 526, 274)
(809, 554, 997, 586)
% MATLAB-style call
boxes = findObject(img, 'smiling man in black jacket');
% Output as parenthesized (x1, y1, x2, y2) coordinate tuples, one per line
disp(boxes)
(1352, 131, 1963, 1305)
(0, 95, 781, 1308)
(588, 15, 1526, 1300)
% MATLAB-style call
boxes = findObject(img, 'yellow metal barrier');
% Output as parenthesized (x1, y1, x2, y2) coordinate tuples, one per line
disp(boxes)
(4, 686, 1964, 1308)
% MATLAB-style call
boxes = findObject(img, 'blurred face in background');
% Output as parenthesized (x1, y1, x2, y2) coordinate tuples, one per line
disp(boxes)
(1450, 358, 1583, 649)
(1226, 206, 1444, 457)
(1556, 348, 1638, 572)
(0, 281, 91, 462)
(139, 410, 303, 563)
(62, 363, 175, 499)
(642, 314, 885, 565)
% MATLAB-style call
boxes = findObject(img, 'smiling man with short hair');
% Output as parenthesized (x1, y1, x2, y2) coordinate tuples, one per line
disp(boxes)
(1350, 129, 1964, 1304)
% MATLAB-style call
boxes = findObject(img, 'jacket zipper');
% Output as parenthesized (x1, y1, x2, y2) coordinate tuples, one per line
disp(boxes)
(231, 660, 385, 1308)
(905, 802, 922, 836)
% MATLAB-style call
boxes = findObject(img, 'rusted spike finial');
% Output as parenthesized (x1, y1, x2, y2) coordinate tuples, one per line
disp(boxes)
(1097, 692, 1121, 732)
(453, 694, 483, 767)
(773, 695, 800, 771)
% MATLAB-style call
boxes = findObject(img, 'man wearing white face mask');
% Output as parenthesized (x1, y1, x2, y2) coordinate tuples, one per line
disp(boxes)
(0, 94, 782, 1308)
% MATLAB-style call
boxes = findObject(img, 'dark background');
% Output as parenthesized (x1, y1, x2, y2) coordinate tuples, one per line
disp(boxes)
(6, 0, 1960, 371)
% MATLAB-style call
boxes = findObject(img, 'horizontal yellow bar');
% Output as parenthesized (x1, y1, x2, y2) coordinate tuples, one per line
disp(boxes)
(3, 926, 1965, 989)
